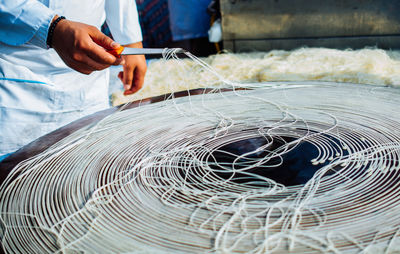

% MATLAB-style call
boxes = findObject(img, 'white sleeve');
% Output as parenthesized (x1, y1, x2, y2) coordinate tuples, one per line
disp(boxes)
(105, 0, 143, 45)
(0, 0, 56, 48)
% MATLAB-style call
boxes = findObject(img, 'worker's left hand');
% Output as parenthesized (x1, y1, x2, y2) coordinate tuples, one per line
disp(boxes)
(117, 42, 147, 95)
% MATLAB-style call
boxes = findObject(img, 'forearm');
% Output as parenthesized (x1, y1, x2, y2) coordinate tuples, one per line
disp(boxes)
(0, 0, 56, 48)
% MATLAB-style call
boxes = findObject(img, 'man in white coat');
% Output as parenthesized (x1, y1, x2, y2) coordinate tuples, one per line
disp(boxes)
(0, 0, 147, 158)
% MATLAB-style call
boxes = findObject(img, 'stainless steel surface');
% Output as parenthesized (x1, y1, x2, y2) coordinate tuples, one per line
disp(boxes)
(121, 48, 185, 55)
(221, 0, 400, 52)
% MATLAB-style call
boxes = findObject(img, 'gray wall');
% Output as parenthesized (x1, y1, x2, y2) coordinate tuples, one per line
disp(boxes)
(221, 0, 400, 52)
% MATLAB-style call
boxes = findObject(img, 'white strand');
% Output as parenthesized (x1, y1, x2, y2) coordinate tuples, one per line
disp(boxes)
(1, 50, 400, 253)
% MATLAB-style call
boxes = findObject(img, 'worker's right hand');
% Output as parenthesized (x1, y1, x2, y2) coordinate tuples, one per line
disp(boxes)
(51, 16, 123, 75)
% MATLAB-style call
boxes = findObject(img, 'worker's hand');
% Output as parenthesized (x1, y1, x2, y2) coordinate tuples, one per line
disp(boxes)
(51, 16, 123, 75)
(117, 42, 147, 95)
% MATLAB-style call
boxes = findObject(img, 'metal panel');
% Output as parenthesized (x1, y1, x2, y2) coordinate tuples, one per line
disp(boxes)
(228, 36, 400, 52)
(221, 0, 400, 51)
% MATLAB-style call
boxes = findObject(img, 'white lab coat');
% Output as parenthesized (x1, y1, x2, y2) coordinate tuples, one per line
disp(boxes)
(0, 0, 142, 156)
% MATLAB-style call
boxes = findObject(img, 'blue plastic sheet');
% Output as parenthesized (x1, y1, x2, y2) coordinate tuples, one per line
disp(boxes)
(168, 0, 212, 41)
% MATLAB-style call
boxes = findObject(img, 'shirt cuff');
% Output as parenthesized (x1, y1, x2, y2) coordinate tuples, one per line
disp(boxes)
(29, 12, 56, 49)
(0, 0, 56, 48)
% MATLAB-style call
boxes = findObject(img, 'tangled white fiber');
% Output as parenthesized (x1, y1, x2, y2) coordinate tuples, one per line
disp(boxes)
(2, 50, 400, 253)
(112, 48, 400, 106)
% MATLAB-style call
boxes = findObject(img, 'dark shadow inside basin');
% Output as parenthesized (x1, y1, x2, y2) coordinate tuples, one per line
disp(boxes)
(207, 135, 346, 187)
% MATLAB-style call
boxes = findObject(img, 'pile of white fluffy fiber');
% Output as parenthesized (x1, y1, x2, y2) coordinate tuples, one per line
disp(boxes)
(112, 48, 400, 106)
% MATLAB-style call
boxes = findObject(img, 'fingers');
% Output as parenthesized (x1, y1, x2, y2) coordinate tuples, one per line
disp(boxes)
(64, 58, 97, 75)
(52, 19, 124, 74)
(87, 27, 124, 65)
(90, 27, 120, 50)
(117, 55, 147, 95)
(118, 71, 124, 82)
(122, 63, 134, 92)
(130, 64, 146, 93)
(86, 32, 123, 66)
(68, 51, 121, 74)
(85, 44, 123, 66)
(82, 54, 112, 71)
(123, 61, 147, 95)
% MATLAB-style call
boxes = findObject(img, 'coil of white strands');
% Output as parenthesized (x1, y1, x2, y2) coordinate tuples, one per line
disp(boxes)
(2, 79, 400, 253)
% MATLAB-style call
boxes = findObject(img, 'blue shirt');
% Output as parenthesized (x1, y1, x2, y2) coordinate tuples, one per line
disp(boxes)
(0, 0, 55, 48)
